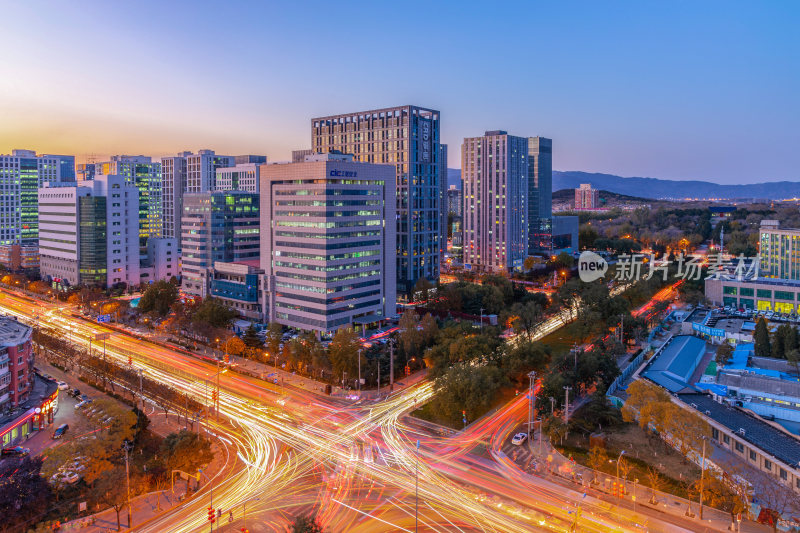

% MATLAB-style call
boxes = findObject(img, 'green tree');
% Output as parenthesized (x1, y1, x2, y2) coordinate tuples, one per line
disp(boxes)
(398, 310, 421, 356)
(579, 224, 599, 250)
(509, 301, 544, 341)
(94, 467, 130, 531)
(430, 364, 508, 424)
(160, 430, 214, 473)
(137, 280, 179, 317)
(413, 277, 434, 302)
(787, 349, 800, 377)
(264, 322, 282, 360)
(242, 323, 263, 348)
(191, 297, 237, 330)
(290, 514, 324, 533)
(0, 457, 52, 533)
(715, 343, 733, 365)
(553, 251, 574, 269)
(328, 327, 361, 381)
(754, 317, 771, 358)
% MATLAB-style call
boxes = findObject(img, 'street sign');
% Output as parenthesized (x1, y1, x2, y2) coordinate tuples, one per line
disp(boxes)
(97, 314, 111, 323)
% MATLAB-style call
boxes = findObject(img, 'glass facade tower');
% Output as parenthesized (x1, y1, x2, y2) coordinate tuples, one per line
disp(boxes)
(311, 105, 441, 296)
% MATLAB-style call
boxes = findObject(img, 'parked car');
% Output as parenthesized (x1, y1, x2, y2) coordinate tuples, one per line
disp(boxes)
(69, 388, 81, 398)
(511, 432, 528, 446)
(1, 446, 31, 457)
(57, 381, 69, 391)
(52, 424, 69, 439)
(75, 399, 93, 409)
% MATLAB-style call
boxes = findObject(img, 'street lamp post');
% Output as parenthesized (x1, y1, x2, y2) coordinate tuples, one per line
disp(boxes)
(123, 440, 133, 528)
(242, 497, 260, 531)
(527, 371, 536, 438)
(616, 450, 626, 495)
(563, 386, 572, 424)
(698, 437, 707, 520)
(357, 348, 362, 397)
(388, 338, 396, 392)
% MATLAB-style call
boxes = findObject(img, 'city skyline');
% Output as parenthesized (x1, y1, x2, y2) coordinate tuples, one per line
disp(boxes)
(2, 1, 799, 184)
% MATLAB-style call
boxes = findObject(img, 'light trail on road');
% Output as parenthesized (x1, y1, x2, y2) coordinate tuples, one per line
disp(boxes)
(0, 284, 707, 532)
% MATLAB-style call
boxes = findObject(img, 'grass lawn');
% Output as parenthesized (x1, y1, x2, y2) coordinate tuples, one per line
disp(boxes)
(557, 422, 702, 500)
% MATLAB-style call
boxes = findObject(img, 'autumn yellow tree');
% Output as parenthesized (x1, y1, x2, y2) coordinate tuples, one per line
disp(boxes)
(587, 443, 608, 484)
(621, 379, 671, 434)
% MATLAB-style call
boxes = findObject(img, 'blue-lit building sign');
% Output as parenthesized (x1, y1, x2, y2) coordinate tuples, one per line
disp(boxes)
(693, 322, 725, 337)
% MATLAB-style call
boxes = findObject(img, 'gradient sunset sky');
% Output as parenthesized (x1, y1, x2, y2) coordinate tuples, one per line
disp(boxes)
(1, 1, 798, 184)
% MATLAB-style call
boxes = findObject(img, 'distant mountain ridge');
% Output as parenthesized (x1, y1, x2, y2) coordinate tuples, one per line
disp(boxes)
(553, 171, 800, 200)
(447, 169, 800, 200)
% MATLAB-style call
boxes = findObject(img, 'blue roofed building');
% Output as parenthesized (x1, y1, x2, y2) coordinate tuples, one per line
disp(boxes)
(642, 335, 707, 393)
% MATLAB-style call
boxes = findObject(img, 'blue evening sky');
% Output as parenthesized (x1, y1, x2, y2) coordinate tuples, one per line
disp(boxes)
(0, 0, 797, 183)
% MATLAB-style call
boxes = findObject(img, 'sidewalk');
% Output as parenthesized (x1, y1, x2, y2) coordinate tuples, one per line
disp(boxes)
(59, 437, 229, 532)
(522, 435, 770, 533)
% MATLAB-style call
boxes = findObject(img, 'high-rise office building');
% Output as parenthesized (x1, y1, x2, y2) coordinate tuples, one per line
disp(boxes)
(77, 163, 95, 182)
(259, 154, 396, 333)
(43, 155, 76, 181)
(438, 144, 448, 263)
(161, 153, 190, 241)
(161, 150, 236, 242)
(446, 185, 462, 217)
(215, 164, 260, 193)
(0, 150, 63, 246)
(39, 175, 140, 289)
(759, 220, 800, 281)
(291, 149, 313, 163)
(186, 150, 235, 192)
(527, 137, 552, 255)
(462, 131, 528, 272)
(575, 183, 599, 210)
(180, 191, 259, 297)
(311, 105, 442, 295)
(234, 155, 267, 165)
(96, 155, 162, 245)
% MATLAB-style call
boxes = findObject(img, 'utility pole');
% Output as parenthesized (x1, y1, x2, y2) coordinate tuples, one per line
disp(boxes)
(124, 440, 133, 528)
(527, 371, 536, 438)
(138, 369, 144, 412)
(215, 360, 220, 421)
(377, 353, 381, 397)
(357, 348, 362, 396)
(698, 437, 706, 519)
(563, 386, 572, 424)
(479, 307, 484, 331)
(388, 338, 395, 392)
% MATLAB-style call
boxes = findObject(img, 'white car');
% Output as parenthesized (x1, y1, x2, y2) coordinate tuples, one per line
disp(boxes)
(511, 432, 528, 446)
(57, 381, 69, 390)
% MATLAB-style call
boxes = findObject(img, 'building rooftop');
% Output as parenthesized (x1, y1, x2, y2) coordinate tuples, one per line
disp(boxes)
(678, 392, 800, 468)
(718, 372, 800, 401)
(642, 335, 707, 393)
(0, 316, 32, 347)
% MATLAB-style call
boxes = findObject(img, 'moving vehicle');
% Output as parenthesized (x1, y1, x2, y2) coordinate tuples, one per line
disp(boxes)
(52, 424, 69, 439)
(511, 432, 528, 446)
(1, 446, 30, 457)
